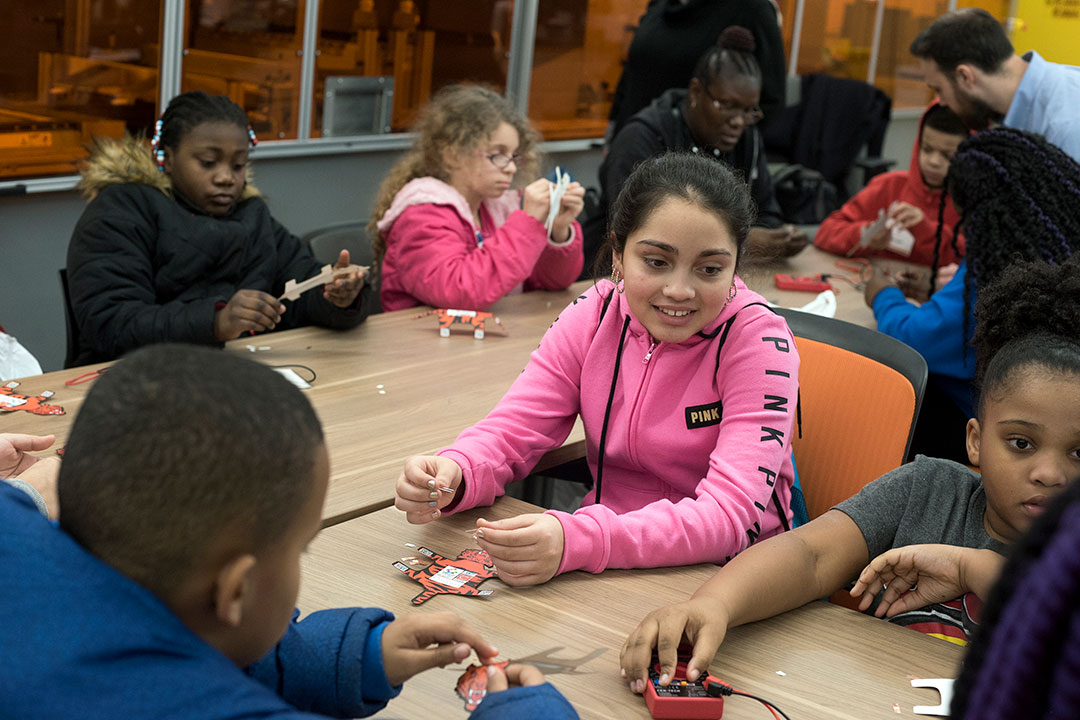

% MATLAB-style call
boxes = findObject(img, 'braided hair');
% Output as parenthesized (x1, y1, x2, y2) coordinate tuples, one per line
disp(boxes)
(949, 479, 1080, 719)
(151, 91, 255, 169)
(694, 26, 762, 87)
(928, 128, 1080, 355)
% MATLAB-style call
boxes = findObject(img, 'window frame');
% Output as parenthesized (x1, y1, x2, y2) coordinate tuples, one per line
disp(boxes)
(3, 0, 1012, 194)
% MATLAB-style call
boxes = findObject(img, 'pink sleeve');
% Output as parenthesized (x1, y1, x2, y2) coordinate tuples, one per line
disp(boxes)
(553, 310, 800, 575)
(524, 220, 585, 291)
(436, 288, 598, 512)
(386, 204, 554, 310)
(814, 173, 901, 258)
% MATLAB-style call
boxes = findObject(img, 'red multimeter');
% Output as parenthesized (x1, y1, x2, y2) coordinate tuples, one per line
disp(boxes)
(644, 656, 725, 719)
(774, 273, 833, 292)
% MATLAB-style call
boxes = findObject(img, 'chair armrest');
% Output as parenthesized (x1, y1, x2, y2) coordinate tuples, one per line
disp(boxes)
(854, 156, 896, 185)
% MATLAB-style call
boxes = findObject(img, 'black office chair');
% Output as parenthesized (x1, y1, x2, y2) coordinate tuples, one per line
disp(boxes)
(764, 73, 895, 221)
(300, 221, 381, 314)
(58, 268, 81, 369)
(300, 220, 374, 266)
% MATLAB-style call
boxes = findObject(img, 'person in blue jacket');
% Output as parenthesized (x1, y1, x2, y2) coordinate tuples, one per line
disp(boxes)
(0, 344, 577, 720)
(862, 127, 1080, 463)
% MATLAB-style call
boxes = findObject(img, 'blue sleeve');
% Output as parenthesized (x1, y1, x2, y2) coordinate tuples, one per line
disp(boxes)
(872, 263, 975, 381)
(471, 683, 580, 720)
(245, 607, 400, 718)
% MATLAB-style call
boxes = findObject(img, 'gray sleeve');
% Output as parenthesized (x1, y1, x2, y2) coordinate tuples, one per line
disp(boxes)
(834, 456, 984, 559)
(3, 478, 49, 517)
(833, 461, 920, 559)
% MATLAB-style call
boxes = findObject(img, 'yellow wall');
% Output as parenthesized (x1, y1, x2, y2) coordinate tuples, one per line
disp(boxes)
(1013, 0, 1080, 64)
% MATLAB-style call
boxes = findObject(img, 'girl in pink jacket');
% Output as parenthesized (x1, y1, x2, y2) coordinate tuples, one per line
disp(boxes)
(370, 84, 585, 312)
(395, 153, 799, 585)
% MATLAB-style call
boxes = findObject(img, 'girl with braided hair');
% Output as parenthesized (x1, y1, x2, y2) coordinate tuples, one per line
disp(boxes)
(67, 91, 368, 366)
(864, 127, 1080, 462)
(620, 256, 1080, 692)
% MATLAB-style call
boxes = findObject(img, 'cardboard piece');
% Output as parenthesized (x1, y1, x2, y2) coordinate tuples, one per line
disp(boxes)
(0, 381, 65, 416)
(392, 546, 498, 605)
(415, 309, 503, 339)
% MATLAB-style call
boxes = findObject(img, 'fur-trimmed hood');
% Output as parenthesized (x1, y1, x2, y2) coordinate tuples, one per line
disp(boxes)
(78, 134, 260, 202)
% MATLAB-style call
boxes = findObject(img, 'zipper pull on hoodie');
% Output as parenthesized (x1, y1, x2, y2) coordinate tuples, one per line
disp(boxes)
(643, 340, 657, 364)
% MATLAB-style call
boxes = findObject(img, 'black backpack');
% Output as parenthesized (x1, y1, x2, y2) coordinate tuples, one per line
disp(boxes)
(772, 164, 840, 225)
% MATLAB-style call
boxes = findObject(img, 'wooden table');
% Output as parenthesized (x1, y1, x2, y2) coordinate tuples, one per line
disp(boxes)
(2, 247, 908, 524)
(0, 283, 589, 524)
(740, 245, 914, 330)
(298, 496, 965, 720)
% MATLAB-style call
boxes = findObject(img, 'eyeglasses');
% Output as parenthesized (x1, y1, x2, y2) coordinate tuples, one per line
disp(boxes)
(699, 84, 764, 125)
(486, 152, 523, 169)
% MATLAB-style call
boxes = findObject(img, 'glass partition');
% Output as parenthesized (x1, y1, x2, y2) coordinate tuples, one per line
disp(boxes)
(878, 0, 950, 108)
(791, 0, 1011, 109)
(0, 0, 1022, 183)
(0, 0, 162, 180)
(311, 1, 513, 138)
(182, 0, 305, 141)
(528, 0, 642, 141)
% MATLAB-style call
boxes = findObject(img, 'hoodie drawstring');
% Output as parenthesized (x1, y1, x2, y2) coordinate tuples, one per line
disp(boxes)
(594, 315, 631, 505)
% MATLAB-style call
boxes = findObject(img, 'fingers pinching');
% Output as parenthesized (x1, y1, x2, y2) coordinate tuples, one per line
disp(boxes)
(486, 665, 509, 693)
(506, 663, 545, 687)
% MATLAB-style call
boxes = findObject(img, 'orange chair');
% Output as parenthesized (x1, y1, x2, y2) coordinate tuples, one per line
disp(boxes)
(776, 307, 927, 610)
(774, 307, 927, 520)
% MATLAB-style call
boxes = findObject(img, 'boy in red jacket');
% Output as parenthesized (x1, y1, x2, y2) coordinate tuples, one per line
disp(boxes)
(814, 103, 967, 267)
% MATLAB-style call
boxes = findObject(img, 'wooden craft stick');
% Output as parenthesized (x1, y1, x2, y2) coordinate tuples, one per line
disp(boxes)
(279, 263, 366, 302)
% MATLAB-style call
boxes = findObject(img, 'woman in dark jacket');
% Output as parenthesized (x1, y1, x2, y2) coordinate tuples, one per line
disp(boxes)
(586, 27, 806, 272)
(608, 0, 786, 137)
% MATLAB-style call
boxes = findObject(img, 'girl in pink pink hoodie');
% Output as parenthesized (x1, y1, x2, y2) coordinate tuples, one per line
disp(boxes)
(370, 85, 584, 312)
(395, 153, 799, 585)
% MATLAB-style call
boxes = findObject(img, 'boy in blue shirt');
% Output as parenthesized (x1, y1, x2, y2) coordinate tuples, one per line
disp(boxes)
(0, 344, 576, 719)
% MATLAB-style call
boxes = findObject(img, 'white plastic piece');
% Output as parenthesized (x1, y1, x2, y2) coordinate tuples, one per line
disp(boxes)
(794, 289, 837, 318)
(911, 678, 954, 716)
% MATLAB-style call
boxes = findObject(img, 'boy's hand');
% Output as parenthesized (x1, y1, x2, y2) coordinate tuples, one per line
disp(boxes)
(485, 663, 547, 694)
(551, 182, 585, 243)
(522, 179, 552, 224)
(863, 265, 899, 306)
(862, 211, 892, 249)
(0, 433, 55, 477)
(936, 262, 959, 289)
(472, 513, 564, 586)
(620, 597, 728, 694)
(215, 290, 285, 340)
(381, 612, 499, 687)
(895, 269, 931, 302)
(323, 249, 366, 308)
(394, 455, 463, 523)
(850, 544, 1003, 617)
(887, 201, 924, 229)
